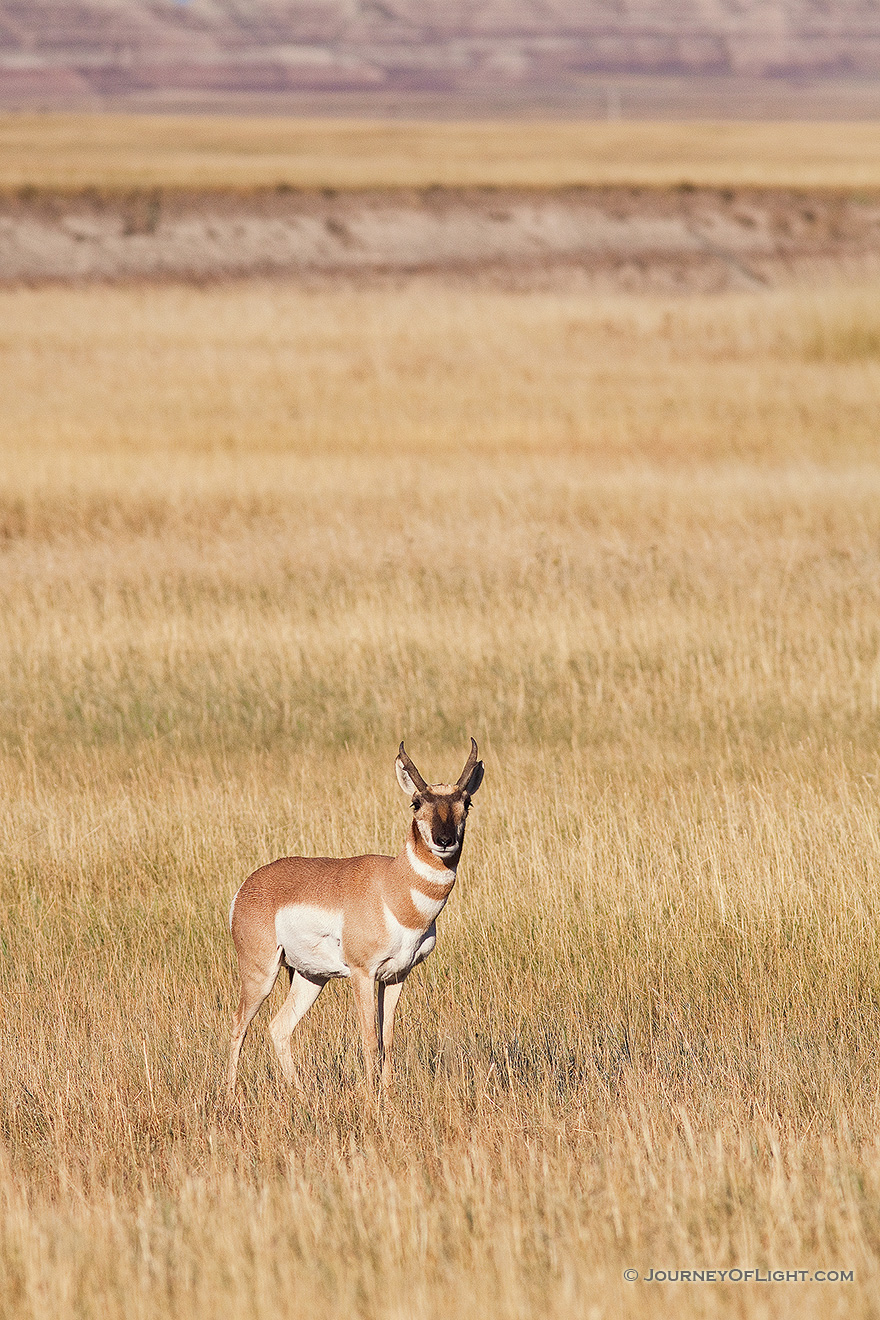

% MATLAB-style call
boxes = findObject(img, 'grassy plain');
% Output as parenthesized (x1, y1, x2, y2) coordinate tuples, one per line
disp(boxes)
(2, 274, 880, 1319)
(5, 113, 880, 191)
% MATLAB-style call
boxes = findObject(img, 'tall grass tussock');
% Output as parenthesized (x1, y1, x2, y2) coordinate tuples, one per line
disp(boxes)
(2, 275, 880, 1317)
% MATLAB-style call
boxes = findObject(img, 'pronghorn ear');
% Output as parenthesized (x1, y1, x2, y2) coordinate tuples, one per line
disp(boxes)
(456, 737, 484, 795)
(395, 759, 420, 796)
(396, 742, 427, 796)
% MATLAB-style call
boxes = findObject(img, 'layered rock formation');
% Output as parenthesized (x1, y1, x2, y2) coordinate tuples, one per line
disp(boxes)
(3, 0, 880, 106)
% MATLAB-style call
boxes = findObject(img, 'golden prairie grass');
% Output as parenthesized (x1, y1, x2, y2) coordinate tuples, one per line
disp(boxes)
(5, 113, 880, 191)
(2, 276, 880, 1317)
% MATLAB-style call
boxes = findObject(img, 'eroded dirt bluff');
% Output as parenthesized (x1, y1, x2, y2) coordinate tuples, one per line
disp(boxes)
(2, 186, 880, 290)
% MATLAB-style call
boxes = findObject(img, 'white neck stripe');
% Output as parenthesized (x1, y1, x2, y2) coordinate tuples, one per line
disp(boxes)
(406, 840, 456, 885)
(410, 886, 446, 920)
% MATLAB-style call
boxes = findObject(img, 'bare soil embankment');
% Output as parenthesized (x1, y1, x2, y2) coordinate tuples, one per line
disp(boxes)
(2, 185, 880, 290)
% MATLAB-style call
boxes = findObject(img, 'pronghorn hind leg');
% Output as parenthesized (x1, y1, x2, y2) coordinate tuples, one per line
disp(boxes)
(226, 945, 284, 1102)
(350, 968, 379, 1096)
(377, 980, 404, 1092)
(269, 970, 325, 1089)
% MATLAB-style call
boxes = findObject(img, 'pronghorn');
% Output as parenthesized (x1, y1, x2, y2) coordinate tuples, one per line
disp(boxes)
(226, 739, 484, 1100)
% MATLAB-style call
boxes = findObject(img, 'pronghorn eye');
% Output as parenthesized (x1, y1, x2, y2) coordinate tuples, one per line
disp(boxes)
(411, 797, 422, 810)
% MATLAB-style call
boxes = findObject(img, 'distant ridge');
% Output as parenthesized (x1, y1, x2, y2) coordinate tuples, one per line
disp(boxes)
(3, 1, 880, 114)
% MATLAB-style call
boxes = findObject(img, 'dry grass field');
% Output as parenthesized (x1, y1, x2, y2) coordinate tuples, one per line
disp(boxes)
(6, 113, 880, 191)
(2, 272, 880, 1319)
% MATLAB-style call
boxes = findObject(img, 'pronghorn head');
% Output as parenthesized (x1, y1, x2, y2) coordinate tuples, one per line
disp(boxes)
(395, 739, 484, 861)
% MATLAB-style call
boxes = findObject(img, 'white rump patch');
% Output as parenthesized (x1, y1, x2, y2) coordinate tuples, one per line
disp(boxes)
(228, 886, 240, 932)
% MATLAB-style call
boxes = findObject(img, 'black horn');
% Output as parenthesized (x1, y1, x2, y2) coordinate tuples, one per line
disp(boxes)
(398, 742, 428, 793)
(456, 738, 480, 789)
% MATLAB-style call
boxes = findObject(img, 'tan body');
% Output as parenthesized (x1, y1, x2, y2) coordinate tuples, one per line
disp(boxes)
(226, 741, 484, 1100)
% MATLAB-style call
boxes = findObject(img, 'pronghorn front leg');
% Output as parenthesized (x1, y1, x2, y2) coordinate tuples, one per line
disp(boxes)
(377, 980, 404, 1091)
(350, 968, 380, 1094)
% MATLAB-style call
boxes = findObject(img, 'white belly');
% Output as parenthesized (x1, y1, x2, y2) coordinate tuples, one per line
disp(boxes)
(373, 905, 437, 983)
(275, 904, 350, 980)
